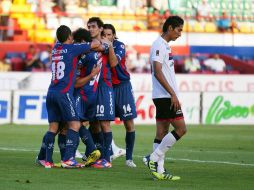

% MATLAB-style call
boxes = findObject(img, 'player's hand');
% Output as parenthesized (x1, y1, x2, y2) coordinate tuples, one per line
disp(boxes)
(171, 94, 181, 112)
(90, 65, 100, 77)
(101, 38, 112, 47)
(91, 39, 101, 49)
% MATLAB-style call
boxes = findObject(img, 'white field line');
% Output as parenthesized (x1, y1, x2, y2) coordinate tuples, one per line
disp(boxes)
(0, 147, 254, 167)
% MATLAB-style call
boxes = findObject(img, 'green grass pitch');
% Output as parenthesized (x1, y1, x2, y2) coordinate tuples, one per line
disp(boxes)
(0, 124, 253, 190)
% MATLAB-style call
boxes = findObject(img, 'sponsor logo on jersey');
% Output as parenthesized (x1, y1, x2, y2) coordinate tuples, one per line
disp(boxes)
(52, 49, 68, 55)
(52, 55, 63, 61)
(168, 52, 173, 60)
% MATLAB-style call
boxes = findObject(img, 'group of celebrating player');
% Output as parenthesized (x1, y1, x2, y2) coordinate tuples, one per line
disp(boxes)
(36, 15, 187, 181)
(36, 17, 137, 169)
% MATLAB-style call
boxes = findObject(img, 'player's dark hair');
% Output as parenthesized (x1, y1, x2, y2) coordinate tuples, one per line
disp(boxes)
(162, 16, 184, 33)
(73, 28, 92, 43)
(87, 17, 104, 28)
(103, 24, 118, 39)
(103, 24, 116, 35)
(56, 25, 72, 43)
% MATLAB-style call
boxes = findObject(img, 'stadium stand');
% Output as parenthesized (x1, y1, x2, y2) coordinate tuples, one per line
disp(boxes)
(0, 0, 253, 73)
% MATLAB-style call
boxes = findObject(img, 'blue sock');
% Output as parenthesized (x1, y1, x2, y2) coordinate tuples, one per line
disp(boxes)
(79, 127, 96, 156)
(58, 133, 66, 161)
(38, 135, 46, 160)
(45, 131, 56, 163)
(93, 131, 104, 159)
(103, 132, 112, 162)
(64, 129, 79, 161)
(126, 131, 135, 160)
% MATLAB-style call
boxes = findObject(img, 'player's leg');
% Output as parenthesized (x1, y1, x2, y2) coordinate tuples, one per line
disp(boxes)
(89, 120, 104, 159)
(79, 124, 100, 166)
(153, 120, 169, 173)
(36, 92, 59, 168)
(124, 119, 136, 167)
(44, 122, 59, 168)
(59, 93, 84, 168)
(110, 139, 126, 161)
(114, 81, 137, 166)
(58, 123, 67, 161)
(144, 98, 183, 179)
(100, 120, 112, 164)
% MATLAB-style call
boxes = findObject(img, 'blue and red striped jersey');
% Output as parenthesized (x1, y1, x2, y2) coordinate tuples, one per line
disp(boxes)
(75, 51, 102, 101)
(110, 40, 130, 85)
(48, 42, 91, 94)
(99, 53, 112, 87)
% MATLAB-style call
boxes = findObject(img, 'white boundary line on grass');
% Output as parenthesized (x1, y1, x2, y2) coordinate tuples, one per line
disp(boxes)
(1, 147, 254, 167)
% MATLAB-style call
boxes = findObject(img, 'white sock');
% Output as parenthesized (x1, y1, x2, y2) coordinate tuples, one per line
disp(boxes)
(153, 142, 165, 174)
(150, 133, 176, 162)
(111, 139, 117, 153)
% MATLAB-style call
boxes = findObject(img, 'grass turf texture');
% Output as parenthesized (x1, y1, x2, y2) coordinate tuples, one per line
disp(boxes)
(0, 124, 253, 190)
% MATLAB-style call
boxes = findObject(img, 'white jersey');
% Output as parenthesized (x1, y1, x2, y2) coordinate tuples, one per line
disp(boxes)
(150, 36, 179, 99)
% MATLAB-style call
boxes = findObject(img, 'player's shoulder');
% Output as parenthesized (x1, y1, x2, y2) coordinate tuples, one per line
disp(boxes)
(114, 40, 125, 49)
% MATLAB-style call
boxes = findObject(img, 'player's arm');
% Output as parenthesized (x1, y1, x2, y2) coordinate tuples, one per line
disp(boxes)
(74, 65, 100, 88)
(108, 44, 118, 67)
(101, 38, 117, 67)
(72, 40, 101, 57)
(108, 41, 126, 67)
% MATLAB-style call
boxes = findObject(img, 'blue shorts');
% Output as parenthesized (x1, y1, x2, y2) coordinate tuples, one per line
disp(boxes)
(75, 92, 97, 121)
(46, 91, 79, 123)
(113, 81, 137, 121)
(95, 85, 115, 121)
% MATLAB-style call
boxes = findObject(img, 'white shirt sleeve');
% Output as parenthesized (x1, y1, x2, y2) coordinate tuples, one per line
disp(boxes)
(151, 41, 165, 64)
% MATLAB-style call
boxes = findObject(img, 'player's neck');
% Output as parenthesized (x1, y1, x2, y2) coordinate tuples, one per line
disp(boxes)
(161, 33, 171, 43)
(93, 35, 101, 41)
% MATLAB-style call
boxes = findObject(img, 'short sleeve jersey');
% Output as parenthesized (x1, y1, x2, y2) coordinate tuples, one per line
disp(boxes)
(110, 40, 130, 85)
(150, 36, 179, 99)
(48, 42, 91, 94)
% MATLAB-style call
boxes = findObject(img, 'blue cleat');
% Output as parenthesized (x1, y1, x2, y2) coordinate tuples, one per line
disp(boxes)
(61, 157, 84, 168)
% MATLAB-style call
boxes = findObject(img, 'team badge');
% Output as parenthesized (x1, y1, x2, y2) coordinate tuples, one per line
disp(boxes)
(156, 50, 159, 56)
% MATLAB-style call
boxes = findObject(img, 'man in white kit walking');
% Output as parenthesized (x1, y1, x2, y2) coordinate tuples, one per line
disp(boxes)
(143, 15, 187, 180)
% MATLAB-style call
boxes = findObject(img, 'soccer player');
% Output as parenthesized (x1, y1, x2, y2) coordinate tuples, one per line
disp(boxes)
(36, 25, 100, 168)
(102, 24, 137, 168)
(143, 16, 187, 180)
(72, 28, 102, 166)
(86, 17, 117, 168)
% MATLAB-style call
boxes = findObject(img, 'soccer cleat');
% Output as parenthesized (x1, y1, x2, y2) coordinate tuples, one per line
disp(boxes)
(61, 158, 84, 168)
(162, 171, 181, 181)
(91, 159, 112, 168)
(144, 155, 165, 180)
(84, 150, 101, 166)
(110, 148, 126, 161)
(44, 162, 54, 169)
(126, 160, 137, 168)
(82, 154, 87, 162)
(75, 150, 83, 158)
(35, 156, 46, 167)
(142, 155, 149, 166)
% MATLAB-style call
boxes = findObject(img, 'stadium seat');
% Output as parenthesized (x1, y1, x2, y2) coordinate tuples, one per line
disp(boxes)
(204, 22, 217, 33)
(10, 57, 25, 71)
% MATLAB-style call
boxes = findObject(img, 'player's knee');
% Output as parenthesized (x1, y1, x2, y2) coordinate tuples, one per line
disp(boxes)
(179, 127, 187, 137)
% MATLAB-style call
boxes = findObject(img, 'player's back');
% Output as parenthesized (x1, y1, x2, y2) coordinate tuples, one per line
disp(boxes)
(48, 42, 91, 94)
(111, 40, 130, 85)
